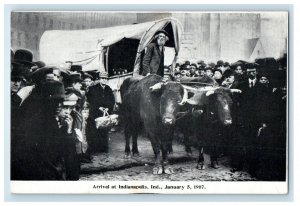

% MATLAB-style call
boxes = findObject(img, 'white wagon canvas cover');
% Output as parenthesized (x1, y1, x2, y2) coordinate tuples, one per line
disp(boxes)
(40, 17, 182, 76)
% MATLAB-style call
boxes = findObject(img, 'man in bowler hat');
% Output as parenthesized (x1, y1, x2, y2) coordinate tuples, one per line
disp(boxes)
(86, 71, 115, 154)
(12, 49, 36, 80)
(142, 29, 169, 77)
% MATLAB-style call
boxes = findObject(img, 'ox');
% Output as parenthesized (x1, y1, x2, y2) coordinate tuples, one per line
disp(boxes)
(176, 84, 242, 170)
(120, 74, 189, 174)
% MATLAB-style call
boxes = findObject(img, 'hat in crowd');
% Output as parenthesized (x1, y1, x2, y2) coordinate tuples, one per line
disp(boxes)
(184, 61, 191, 65)
(70, 65, 82, 72)
(154, 29, 169, 37)
(29, 66, 55, 82)
(33, 61, 46, 68)
(31, 61, 46, 72)
(216, 60, 224, 66)
(199, 62, 207, 69)
(41, 81, 65, 100)
(224, 62, 230, 67)
(63, 92, 79, 106)
(208, 62, 216, 68)
(258, 72, 269, 79)
(214, 68, 223, 75)
(231, 60, 244, 69)
(197, 60, 205, 65)
(223, 69, 235, 78)
(245, 63, 259, 71)
(87, 71, 99, 80)
(83, 72, 94, 80)
(199, 66, 205, 71)
(190, 63, 197, 69)
(99, 71, 108, 78)
(13, 49, 36, 66)
(70, 73, 82, 83)
(205, 66, 213, 72)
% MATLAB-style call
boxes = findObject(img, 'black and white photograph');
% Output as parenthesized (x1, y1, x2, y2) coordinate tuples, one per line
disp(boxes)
(10, 11, 288, 194)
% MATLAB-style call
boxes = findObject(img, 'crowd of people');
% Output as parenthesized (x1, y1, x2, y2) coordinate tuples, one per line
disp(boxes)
(170, 57, 287, 180)
(10, 44, 287, 180)
(11, 48, 115, 180)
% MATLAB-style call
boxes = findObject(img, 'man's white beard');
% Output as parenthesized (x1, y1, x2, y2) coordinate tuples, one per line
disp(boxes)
(157, 40, 165, 46)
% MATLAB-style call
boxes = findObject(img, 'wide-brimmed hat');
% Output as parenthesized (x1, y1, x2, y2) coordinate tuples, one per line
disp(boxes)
(13, 49, 36, 66)
(154, 29, 169, 37)
(99, 71, 108, 78)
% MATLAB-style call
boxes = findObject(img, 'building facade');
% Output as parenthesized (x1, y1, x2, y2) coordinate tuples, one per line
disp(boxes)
(11, 12, 287, 63)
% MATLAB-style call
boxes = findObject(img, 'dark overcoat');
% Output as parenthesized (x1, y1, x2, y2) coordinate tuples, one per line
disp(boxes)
(142, 42, 165, 77)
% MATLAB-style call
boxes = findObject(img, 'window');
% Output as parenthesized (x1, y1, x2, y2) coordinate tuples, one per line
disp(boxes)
(49, 19, 53, 29)
(17, 32, 22, 47)
(35, 35, 39, 50)
(62, 22, 66, 29)
(35, 15, 39, 27)
(70, 23, 74, 30)
(11, 31, 14, 46)
(25, 13, 30, 24)
(25, 33, 30, 47)
(43, 17, 47, 28)
(17, 13, 22, 23)
(58, 21, 61, 29)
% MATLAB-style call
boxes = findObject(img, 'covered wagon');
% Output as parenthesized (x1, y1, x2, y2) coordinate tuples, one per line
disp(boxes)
(39, 17, 183, 102)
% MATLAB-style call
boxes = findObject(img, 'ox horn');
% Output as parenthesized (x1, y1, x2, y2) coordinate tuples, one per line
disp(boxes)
(178, 88, 188, 105)
(206, 90, 215, 96)
(149, 82, 163, 91)
(230, 89, 242, 94)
